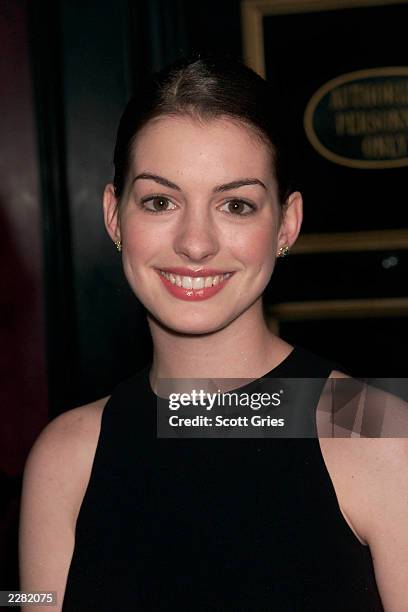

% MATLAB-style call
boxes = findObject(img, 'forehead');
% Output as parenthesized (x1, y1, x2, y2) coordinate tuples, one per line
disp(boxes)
(130, 115, 274, 186)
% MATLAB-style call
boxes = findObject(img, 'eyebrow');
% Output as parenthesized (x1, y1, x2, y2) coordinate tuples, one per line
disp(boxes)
(132, 172, 267, 192)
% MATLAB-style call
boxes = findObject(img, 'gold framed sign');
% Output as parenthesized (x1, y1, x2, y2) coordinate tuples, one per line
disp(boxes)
(241, 0, 408, 254)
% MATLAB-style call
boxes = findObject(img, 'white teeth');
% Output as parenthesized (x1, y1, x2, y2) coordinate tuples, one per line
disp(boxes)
(159, 270, 232, 289)
(192, 277, 205, 289)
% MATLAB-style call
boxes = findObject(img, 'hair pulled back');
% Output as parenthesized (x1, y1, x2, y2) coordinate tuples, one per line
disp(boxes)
(113, 55, 295, 208)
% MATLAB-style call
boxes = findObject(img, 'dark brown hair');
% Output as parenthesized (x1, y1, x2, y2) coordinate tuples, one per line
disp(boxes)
(113, 55, 295, 208)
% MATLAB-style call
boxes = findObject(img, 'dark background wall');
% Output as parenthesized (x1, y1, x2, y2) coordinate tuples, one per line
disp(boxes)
(0, 0, 244, 589)
(0, 0, 48, 588)
(30, 0, 245, 416)
(1, 0, 407, 590)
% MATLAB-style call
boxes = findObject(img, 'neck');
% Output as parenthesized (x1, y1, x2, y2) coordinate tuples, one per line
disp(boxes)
(147, 299, 293, 384)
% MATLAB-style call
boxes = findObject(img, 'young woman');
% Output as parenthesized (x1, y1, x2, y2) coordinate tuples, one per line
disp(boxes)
(20, 57, 408, 611)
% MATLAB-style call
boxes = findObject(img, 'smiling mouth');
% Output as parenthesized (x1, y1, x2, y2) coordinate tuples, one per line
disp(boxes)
(157, 270, 233, 290)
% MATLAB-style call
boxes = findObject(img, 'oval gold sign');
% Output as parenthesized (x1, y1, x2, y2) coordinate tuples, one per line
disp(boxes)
(304, 67, 408, 169)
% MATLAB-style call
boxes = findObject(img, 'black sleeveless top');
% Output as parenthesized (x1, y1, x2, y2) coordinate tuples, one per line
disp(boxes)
(62, 346, 384, 611)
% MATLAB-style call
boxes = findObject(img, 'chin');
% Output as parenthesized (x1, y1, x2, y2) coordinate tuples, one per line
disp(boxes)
(149, 308, 237, 336)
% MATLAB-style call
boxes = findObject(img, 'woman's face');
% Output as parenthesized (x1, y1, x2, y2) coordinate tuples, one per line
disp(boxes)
(104, 115, 301, 334)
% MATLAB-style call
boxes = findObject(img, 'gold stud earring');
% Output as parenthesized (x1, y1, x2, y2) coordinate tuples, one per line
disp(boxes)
(277, 245, 289, 257)
(115, 240, 122, 252)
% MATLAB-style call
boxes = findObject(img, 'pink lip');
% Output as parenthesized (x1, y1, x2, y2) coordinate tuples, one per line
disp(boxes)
(158, 266, 232, 278)
(156, 269, 234, 301)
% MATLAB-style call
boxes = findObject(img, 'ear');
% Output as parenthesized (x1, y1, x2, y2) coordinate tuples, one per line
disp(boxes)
(103, 183, 121, 243)
(277, 191, 303, 252)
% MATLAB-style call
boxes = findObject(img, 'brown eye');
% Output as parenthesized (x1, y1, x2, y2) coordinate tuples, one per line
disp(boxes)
(141, 196, 176, 213)
(152, 197, 169, 211)
(220, 199, 256, 216)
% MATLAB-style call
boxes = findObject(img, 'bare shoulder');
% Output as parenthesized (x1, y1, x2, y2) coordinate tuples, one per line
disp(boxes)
(319, 370, 406, 513)
(317, 372, 408, 608)
(19, 395, 110, 610)
(319, 368, 408, 475)
(328, 369, 351, 379)
(329, 436, 408, 610)
(22, 396, 109, 527)
(321, 370, 408, 437)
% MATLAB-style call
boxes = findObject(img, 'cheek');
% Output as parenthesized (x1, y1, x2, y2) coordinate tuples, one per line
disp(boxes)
(232, 225, 277, 267)
(121, 219, 159, 262)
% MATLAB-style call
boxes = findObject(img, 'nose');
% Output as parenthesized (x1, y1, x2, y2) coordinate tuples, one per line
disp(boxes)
(173, 205, 219, 263)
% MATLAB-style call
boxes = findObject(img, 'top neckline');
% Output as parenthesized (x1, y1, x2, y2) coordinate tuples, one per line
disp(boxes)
(145, 344, 299, 401)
